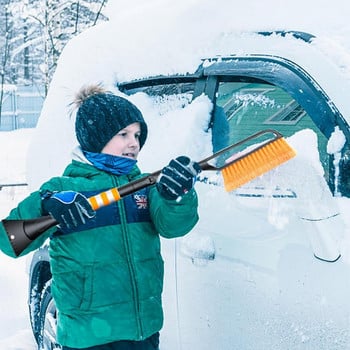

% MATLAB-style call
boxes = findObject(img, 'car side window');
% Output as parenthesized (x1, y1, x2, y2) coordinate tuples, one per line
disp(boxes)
(214, 81, 330, 183)
(120, 81, 196, 115)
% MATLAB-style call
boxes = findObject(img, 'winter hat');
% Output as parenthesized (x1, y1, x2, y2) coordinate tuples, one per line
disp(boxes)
(73, 84, 148, 153)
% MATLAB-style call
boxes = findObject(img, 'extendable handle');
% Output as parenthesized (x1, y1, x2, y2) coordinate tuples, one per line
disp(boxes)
(88, 170, 161, 210)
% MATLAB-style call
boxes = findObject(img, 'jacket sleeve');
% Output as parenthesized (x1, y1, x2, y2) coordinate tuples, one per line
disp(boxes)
(0, 185, 58, 258)
(148, 186, 199, 238)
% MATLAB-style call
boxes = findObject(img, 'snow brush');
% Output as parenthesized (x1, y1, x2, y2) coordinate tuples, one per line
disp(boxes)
(3, 129, 295, 257)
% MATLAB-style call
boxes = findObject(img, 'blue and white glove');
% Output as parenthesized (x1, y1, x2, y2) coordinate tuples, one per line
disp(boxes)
(156, 156, 201, 201)
(42, 191, 95, 233)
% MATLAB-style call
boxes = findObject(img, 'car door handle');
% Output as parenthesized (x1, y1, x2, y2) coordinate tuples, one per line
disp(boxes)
(179, 234, 216, 263)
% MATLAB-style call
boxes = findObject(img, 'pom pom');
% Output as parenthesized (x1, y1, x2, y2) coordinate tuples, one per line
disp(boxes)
(72, 83, 107, 109)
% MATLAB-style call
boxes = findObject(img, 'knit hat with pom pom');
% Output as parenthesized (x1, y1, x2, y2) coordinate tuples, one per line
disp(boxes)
(74, 84, 148, 153)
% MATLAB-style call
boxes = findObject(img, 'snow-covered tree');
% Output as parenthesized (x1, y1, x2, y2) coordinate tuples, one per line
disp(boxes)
(0, 0, 108, 93)
(0, 0, 15, 125)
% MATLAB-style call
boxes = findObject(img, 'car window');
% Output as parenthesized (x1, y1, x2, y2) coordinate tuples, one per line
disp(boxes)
(119, 80, 198, 116)
(214, 81, 330, 182)
(119, 76, 335, 191)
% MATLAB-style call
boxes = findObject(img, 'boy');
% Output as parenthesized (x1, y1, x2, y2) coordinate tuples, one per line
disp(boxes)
(0, 84, 200, 349)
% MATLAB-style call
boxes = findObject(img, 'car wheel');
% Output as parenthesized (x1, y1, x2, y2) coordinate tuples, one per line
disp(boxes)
(38, 281, 61, 350)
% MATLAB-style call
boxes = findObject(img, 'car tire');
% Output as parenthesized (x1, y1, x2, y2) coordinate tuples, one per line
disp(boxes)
(38, 280, 61, 350)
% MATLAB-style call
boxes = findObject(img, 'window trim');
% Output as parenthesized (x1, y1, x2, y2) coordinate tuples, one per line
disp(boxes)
(201, 55, 350, 142)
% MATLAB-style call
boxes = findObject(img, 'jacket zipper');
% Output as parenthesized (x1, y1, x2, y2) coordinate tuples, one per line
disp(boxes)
(116, 176, 143, 339)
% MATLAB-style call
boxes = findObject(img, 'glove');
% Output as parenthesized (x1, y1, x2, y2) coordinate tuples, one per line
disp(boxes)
(156, 156, 201, 201)
(42, 191, 95, 233)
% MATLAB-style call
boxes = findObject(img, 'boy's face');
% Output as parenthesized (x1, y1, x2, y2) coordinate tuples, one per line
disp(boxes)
(101, 122, 141, 159)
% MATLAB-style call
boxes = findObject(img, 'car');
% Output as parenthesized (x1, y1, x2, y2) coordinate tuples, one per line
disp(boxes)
(28, 29, 350, 349)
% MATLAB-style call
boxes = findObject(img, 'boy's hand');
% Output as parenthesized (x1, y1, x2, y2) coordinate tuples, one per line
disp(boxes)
(157, 156, 201, 201)
(42, 191, 95, 233)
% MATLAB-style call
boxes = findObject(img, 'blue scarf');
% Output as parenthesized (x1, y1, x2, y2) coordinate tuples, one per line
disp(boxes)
(83, 151, 137, 175)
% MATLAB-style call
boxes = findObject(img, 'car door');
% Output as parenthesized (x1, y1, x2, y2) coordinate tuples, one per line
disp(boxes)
(173, 57, 350, 349)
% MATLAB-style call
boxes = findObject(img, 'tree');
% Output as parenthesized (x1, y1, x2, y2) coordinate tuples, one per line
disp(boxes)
(22, 0, 108, 93)
(0, 0, 14, 126)
(0, 0, 108, 93)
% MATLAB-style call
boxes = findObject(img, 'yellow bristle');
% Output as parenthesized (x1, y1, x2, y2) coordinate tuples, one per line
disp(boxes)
(221, 138, 296, 192)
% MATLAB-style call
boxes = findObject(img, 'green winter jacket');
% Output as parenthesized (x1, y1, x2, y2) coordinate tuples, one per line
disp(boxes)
(0, 159, 199, 348)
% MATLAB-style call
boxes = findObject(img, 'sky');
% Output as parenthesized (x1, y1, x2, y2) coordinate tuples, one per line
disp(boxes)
(2, 0, 350, 349)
